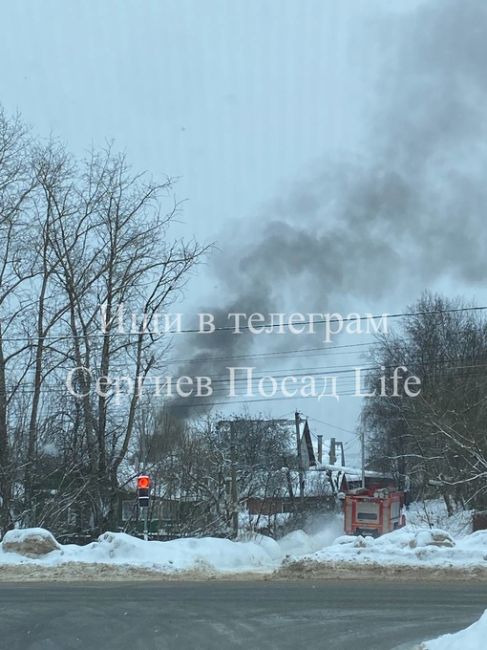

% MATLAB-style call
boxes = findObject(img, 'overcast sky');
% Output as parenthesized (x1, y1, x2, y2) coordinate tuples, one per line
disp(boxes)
(1, 0, 375, 240)
(2, 0, 486, 462)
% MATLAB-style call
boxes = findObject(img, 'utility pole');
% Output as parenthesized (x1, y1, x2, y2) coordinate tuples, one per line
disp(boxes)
(361, 429, 366, 489)
(283, 457, 294, 502)
(329, 437, 336, 465)
(295, 410, 304, 499)
(317, 435, 323, 464)
(142, 507, 149, 542)
(230, 420, 239, 538)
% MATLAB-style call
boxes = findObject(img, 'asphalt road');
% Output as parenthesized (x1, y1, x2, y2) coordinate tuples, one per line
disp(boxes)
(0, 580, 485, 650)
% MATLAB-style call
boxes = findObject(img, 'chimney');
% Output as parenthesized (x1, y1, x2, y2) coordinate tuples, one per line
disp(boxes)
(317, 435, 323, 464)
(329, 437, 336, 465)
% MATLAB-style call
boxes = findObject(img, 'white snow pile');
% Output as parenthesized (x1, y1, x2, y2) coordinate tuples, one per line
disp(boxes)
(282, 525, 487, 572)
(273, 515, 344, 556)
(0, 517, 345, 576)
(420, 609, 487, 649)
(2, 528, 61, 557)
(0, 528, 283, 574)
(1, 518, 487, 577)
(407, 500, 473, 539)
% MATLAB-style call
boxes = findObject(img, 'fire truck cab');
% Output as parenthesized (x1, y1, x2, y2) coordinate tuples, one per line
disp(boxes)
(344, 487, 405, 537)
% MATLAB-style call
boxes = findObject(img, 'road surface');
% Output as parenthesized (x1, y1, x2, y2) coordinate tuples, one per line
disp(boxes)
(0, 579, 485, 650)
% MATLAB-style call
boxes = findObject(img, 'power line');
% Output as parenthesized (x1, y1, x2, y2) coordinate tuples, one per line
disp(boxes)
(1, 304, 487, 342)
(161, 341, 376, 365)
(306, 416, 357, 436)
(4, 356, 487, 395)
(165, 305, 487, 334)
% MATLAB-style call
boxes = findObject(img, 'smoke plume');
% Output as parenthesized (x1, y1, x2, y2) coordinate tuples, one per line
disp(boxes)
(169, 0, 487, 416)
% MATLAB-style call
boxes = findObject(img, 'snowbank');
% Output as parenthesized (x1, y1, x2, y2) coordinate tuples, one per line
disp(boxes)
(274, 516, 344, 557)
(407, 500, 473, 538)
(0, 519, 345, 577)
(421, 609, 487, 649)
(0, 529, 283, 574)
(2, 519, 487, 579)
(2, 528, 60, 557)
(279, 525, 487, 575)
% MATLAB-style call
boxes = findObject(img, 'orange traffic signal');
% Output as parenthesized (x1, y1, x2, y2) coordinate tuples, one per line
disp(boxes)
(137, 475, 151, 508)
(137, 475, 150, 490)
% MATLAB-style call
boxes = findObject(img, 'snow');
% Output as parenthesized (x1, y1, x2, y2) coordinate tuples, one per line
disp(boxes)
(0, 503, 484, 579)
(0, 530, 282, 574)
(406, 500, 473, 538)
(277, 517, 344, 556)
(2, 527, 60, 557)
(2, 527, 57, 545)
(288, 524, 487, 572)
(0, 518, 345, 576)
(0, 526, 338, 575)
(421, 609, 487, 649)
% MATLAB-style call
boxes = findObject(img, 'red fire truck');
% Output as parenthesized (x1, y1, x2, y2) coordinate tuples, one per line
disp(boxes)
(344, 486, 406, 537)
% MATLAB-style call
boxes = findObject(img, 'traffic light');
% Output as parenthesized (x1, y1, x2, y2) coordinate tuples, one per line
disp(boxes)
(137, 474, 151, 508)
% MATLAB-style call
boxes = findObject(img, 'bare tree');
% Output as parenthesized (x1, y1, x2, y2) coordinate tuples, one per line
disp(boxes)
(0, 109, 36, 532)
(0, 107, 206, 535)
(45, 148, 205, 531)
(363, 292, 487, 511)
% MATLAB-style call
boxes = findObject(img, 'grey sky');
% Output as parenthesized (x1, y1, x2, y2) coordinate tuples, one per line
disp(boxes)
(2, 0, 485, 462)
(1, 0, 371, 243)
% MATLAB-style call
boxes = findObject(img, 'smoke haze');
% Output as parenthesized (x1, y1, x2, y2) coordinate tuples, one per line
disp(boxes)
(170, 0, 487, 414)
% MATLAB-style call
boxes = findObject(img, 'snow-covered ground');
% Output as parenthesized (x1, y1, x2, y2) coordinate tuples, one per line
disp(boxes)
(406, 499, 473, 539)
(275, 501, 484, 578)
(0, 528, 280, 574)
(0, 502, 484, 581)
(420, 609, 487, 649)
(0, 517, 344, 578)
(280, 525, 487, 576)
(275, 501, 485, 579)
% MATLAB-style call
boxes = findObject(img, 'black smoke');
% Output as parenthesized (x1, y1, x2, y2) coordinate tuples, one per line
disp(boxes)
(169, 0, 487, 416)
